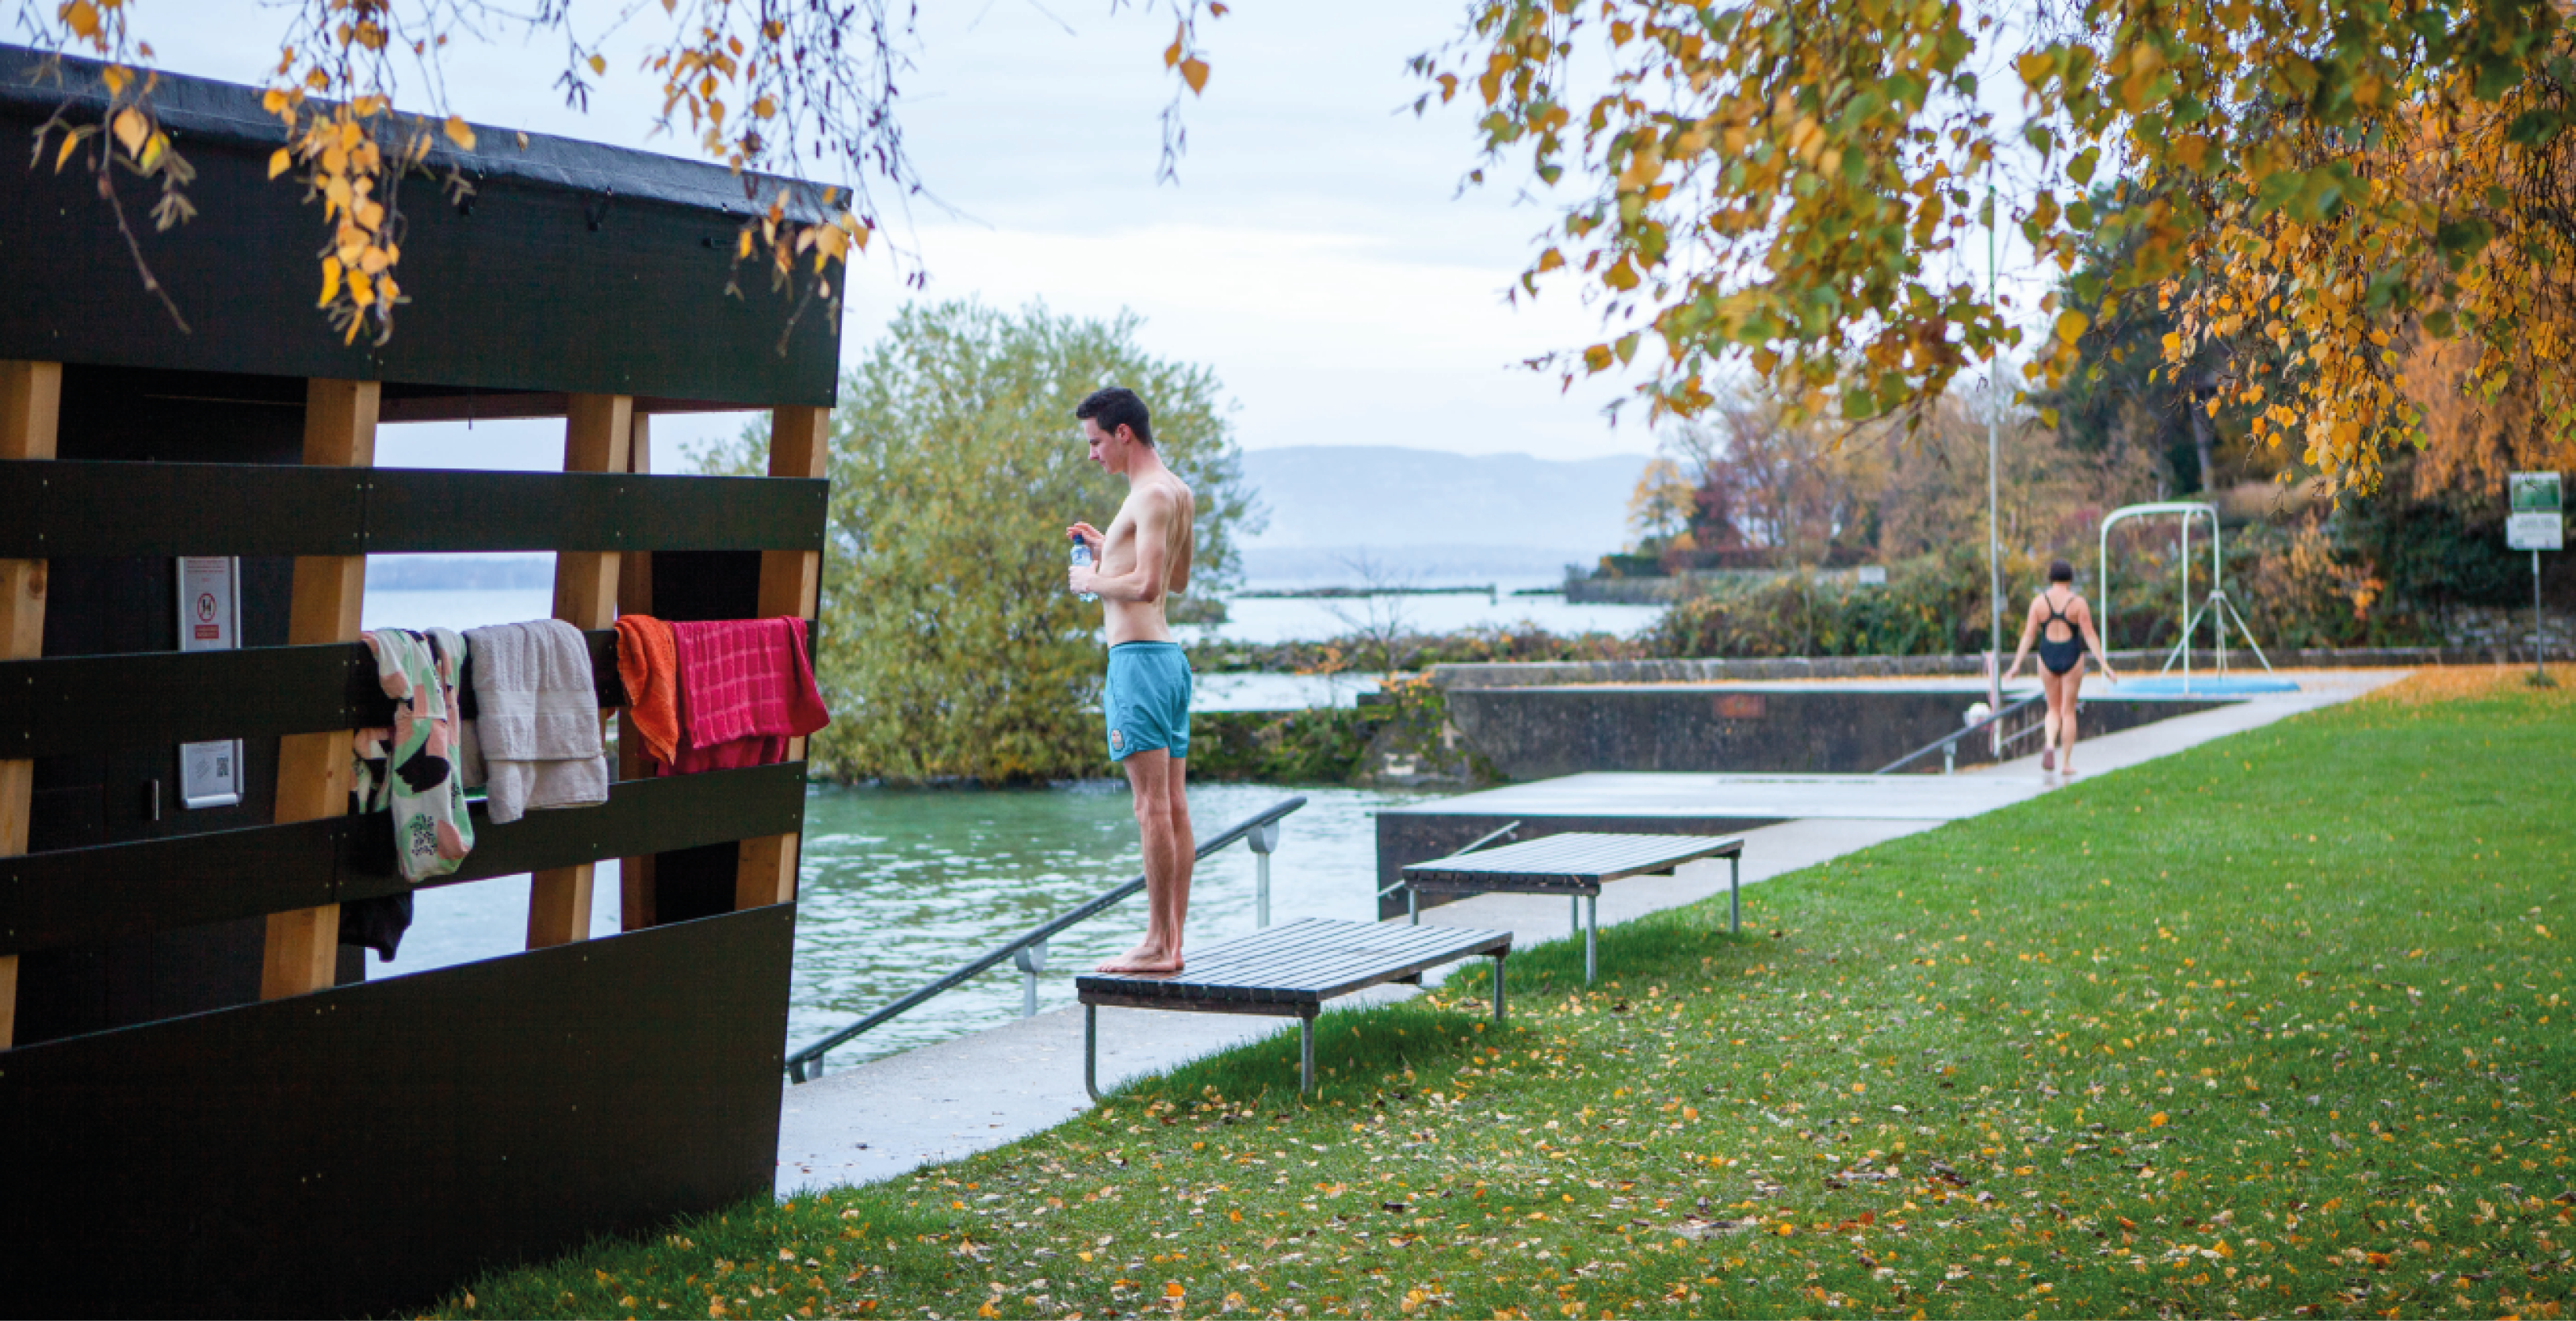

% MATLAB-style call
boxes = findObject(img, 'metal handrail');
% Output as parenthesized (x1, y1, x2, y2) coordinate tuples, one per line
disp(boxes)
(1375, 818, 1522, 899)
(1874, 692, 2047, 775)
(783, 795, 1309, 1083)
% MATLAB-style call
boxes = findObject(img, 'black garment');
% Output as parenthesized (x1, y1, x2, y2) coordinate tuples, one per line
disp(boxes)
(2037, 590, 2085, 675)
(338, 892, 414, 962)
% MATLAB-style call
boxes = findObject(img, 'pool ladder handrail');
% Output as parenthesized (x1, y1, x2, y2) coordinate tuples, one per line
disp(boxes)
(783, 795, 1308, 1083)
(1873, 691, 2048, 776)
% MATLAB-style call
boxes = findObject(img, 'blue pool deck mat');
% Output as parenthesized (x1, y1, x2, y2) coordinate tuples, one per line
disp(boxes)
(2117, 675, 2302, 696)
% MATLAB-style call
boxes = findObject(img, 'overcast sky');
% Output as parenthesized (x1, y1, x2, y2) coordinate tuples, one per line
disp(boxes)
(116, 2, 1676, 470)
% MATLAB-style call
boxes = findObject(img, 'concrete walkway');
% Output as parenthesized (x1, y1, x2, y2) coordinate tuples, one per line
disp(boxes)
(774, 668, 2410, 1194)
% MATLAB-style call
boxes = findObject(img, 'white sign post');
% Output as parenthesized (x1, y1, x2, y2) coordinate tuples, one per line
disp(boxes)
(2508, 473, 2562, 684)
(175, 556, 244, 808)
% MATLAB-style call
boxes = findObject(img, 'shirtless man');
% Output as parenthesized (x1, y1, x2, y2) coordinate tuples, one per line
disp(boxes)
(1065, 385, 1198, 975)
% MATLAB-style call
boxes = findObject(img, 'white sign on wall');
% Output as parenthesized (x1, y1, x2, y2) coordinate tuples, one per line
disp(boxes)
(175, 556, 243, 810)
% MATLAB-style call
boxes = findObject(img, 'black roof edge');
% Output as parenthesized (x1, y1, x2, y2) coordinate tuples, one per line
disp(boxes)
(0, 42, 839, 223)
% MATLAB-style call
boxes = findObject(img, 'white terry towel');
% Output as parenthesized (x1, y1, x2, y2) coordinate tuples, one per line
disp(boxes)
(460, 618, 610, 824)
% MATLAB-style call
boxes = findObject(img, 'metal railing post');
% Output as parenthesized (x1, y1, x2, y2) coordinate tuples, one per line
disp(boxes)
(1012, 938, 1047, 1018)
(1246, 820, 1281, 928)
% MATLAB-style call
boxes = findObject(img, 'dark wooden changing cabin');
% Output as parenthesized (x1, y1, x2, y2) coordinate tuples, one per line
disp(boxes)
(0, 48, 834, 1317)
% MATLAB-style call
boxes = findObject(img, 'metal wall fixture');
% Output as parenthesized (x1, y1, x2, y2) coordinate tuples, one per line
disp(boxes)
(784, 796, 1307, 1083)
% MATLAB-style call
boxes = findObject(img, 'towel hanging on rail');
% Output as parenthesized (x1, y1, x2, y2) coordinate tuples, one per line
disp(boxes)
(666, 617, 831, 773)
(461, 618, 610, 823)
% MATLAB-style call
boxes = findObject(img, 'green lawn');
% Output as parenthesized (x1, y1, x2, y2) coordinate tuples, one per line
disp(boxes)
(438, 670, 2576, 1320)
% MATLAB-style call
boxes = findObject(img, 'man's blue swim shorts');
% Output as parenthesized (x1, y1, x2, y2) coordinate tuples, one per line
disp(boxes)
(1104, 640, 1191, 762)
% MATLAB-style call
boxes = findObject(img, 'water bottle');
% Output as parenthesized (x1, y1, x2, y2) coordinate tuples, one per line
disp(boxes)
(1070, 534, 1098, 602)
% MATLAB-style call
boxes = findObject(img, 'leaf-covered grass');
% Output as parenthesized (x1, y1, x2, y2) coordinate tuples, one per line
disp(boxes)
(432, 669, 2576, 1319)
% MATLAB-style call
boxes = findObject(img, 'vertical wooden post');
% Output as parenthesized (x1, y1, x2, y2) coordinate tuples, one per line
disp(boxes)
(263, 379, 377, 1000)
(0, 361, 63, 1047)
(736, 405, 830, 911)
(616, 411, 658, 933)
(529, 394, 633, 949)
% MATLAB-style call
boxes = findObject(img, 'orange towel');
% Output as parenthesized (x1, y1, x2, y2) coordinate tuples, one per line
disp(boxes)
(613, 614, 681, 766)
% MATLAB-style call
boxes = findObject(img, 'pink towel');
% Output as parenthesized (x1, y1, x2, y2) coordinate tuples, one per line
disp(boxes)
(668, 617, 830, 773)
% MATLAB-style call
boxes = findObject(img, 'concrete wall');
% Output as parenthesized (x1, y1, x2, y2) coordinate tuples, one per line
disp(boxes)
(1441, 685, 2221, 781)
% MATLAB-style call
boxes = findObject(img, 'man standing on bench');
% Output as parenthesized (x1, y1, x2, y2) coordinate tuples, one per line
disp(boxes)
(1067, 385, 1198, 975)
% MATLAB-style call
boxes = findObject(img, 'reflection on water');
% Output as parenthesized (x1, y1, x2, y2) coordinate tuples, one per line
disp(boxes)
(789, 780, 1425, 1064)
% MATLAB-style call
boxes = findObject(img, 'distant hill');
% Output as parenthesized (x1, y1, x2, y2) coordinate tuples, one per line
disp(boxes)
(1236, 445, 1650, 586)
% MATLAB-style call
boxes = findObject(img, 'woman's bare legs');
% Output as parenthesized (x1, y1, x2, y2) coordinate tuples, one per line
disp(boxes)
(2058, 666, 2089, 773)
(2039, 668, 2064, 759)
(2039, 666, 2068, 771)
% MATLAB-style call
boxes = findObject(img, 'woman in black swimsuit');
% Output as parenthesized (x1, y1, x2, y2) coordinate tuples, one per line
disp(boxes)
(2005, 559, 2118, 775)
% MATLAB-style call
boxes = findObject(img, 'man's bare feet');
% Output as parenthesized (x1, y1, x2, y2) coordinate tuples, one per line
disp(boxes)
(1096, 941, 1183, 975)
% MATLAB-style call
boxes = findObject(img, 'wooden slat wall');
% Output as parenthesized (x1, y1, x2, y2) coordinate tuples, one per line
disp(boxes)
(528, 394, 633, 949)
(262, 379, 377, 1000)
(617, 413, 658, 933)
(734, 406, 829, 911)
(0, 361, 62, 1048)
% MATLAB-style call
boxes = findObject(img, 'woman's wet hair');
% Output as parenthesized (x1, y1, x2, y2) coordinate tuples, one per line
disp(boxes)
(2049, 559, 2076, 583)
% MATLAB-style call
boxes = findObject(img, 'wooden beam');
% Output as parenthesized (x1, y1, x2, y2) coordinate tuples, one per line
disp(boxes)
(262, 379, 377, 1001)
(736, 405, 831, 911)
(755, 405, 831, 620)
(0, 361, 62, 1047)
(617, 411, 658, 933)
(530, 394, 633, 949)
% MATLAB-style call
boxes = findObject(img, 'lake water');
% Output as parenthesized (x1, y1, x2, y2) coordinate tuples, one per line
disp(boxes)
(364, 780, 1423, 1065)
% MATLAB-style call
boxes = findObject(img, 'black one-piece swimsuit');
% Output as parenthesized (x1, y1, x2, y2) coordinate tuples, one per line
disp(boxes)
(2038, 592, 2083, 675)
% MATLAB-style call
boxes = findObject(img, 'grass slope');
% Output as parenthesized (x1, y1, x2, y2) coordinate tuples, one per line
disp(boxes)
(438, 670, 2576, 1320)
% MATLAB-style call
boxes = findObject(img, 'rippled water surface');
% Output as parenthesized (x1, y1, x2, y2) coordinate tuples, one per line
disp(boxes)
(789, 781, 1424, 1063)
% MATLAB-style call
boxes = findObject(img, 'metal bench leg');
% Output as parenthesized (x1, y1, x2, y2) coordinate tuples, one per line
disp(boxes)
(1491, 954, 1507, 1027)
(1299, 1014, 1316, 1096)
(1729, 853, 1741, 935)
(1406, 884, 1418, 926)
(1084, 1003, 1102, 1105)
(1584, 895, 1598, 984)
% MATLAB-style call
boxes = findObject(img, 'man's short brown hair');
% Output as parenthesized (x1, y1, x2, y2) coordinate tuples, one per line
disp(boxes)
(1076, 385, 1153, 445)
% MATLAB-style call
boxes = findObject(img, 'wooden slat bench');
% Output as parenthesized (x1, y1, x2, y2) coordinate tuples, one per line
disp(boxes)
(1400, 832, 1746, 983)
(1075, 918, 1511, 1099)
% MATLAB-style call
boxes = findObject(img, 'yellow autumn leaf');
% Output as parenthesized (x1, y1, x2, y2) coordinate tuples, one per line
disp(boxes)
(588, 54, 607, 76)
(2054, 309, 2091, 345)
(318, 256, 343, 307)
(442, 116, 476, 151)
(63, 0, 99, 39)
(110, 105, 148, 158)
(54, 128, 82, 173)
(268, 147, 292, 179)
(1179, 57, 1210, 94)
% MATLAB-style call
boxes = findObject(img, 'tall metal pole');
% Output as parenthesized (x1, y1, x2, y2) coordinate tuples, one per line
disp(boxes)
(2538, 548, 2547, 684)
(1987, 170, 2005, 756)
